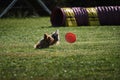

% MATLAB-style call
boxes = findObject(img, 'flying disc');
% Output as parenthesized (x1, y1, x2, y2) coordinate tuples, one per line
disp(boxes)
(65, 32, 76, 43)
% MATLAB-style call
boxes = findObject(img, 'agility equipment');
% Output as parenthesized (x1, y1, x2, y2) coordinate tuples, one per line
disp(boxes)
(62, 8, 77, 26)
(0, 0, 18, 18)
(50, 6, 120, 26)
(65, 32, 76, 43)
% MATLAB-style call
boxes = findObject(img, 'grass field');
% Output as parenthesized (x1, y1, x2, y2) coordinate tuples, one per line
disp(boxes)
(0, 17, 120, 80)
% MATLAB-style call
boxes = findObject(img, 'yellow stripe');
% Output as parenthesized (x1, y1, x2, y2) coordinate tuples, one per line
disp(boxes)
(86, 8, 100, 26)
(62, 8, 77, 27)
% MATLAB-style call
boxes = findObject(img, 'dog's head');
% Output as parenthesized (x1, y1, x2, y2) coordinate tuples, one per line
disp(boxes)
(34, 30, 60, 49)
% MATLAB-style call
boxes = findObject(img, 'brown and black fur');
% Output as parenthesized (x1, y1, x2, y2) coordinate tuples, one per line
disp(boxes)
(34, 30, 60, 49)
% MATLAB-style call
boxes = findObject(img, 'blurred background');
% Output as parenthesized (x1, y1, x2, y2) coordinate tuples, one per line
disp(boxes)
(0, 0, 120, 18)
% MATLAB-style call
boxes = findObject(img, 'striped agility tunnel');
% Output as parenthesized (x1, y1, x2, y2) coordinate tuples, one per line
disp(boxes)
(50, 6, 120, 27)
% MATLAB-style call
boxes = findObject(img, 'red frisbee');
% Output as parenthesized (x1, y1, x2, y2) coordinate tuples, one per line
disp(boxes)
(65, 32, 76, 43)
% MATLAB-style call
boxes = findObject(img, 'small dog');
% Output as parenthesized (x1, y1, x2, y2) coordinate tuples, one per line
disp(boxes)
(34, 30, 60, 49)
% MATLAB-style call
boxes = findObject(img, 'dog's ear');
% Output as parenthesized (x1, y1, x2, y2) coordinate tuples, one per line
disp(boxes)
(44, 33, 48, 39)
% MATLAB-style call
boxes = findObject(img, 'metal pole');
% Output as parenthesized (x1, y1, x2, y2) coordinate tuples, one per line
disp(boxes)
(0, 0, 18, 18)
(37, 0, 51, 15)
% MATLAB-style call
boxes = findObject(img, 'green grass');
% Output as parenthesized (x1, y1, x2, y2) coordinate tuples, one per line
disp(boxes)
(0, 17, 120, 80)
